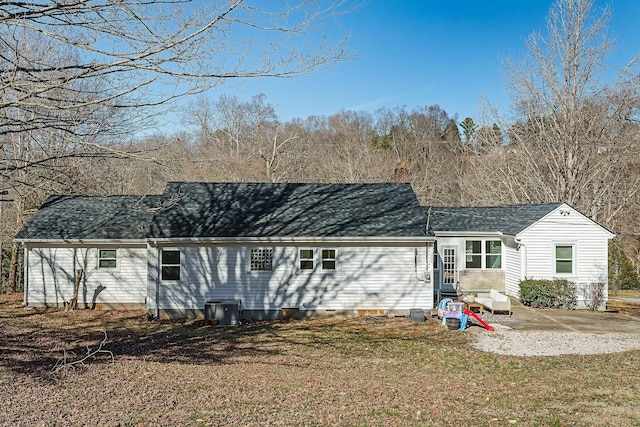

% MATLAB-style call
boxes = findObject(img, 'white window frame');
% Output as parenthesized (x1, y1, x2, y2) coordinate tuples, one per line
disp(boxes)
(299, 248, 314, 270)
(249, 248, 273, 272)
(554, 243, 575, 276)
(98, 248, 118, 269)
(464, 239, 502, 270)
(485, 240, 502, 269)
(321, 248, 337, 270)
(465, 240, 482, 269)
(161, 249, 181, 281)
(442, 247, 457, 286)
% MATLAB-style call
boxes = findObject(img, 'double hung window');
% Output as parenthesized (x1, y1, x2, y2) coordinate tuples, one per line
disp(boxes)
(465, 240, 502, 269)
(465, 241, 482, 269)
(298, 248, 337, 271)
(485, 241, 502, 269)
(98, 249, 117, 269)
(555, 245, 574, 274)
(161, 249, 181, 280)
(299, 249, 314, 270)
(322, 249, 336, 270)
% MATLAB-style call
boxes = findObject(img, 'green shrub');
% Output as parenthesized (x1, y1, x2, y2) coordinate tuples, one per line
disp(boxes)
(609, 238, 640, 292)
(519, 279, 576, 309)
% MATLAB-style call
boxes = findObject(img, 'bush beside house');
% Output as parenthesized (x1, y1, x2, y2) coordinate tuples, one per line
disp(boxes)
(519, 279, 577, 309)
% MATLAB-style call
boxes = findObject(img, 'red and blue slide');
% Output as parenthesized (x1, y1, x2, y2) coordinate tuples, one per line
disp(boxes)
(463, 309, 495, 332)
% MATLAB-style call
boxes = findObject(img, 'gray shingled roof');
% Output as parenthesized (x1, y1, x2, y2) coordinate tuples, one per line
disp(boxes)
(149, 182, 428, 238)
(16, 182, 429, 241)
(426, 203, 563, 236)
(15, 195, 163, 240)
(17, 183, 562, 241)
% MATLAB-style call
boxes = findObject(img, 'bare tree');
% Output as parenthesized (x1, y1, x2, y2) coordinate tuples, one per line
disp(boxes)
(372, 105, 462, 205)
(1, 1, 351, 137)
(185, 93, 304, 182)
(317, 111, 392, 182)
(1, 1, 352, 291)
(469, 0, 640, 226)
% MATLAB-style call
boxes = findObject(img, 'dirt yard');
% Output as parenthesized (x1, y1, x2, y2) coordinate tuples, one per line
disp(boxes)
(1, 293, 640, 426)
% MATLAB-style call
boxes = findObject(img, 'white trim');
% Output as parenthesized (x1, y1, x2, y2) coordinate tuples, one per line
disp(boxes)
(321, 248, 337, 271)
(17, 239, 145, 247)
(160, 248, 181, 281)
(442, 246, 457, 286)
(298, 248, 315, 271)
(148, 236, 432, 245)
(434, 231, 503, 238)
(553, 242, 576, 276)
(516, 203, 615, 239)
(97, 248, 118, 270)
(18, 236, 433, 246)
(248, 247, 274, 272)
(464, 238, 503, 270)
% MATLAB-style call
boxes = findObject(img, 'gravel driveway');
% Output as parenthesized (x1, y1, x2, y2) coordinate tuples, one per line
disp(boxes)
(469, 303, 640, 356)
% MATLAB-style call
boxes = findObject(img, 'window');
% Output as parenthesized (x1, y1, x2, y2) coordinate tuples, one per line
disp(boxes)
(322, 249, 336, 270)
(465, 240, 482, 268)
(555, 245, 574, 274)
(98, 249, 117, 269)
(485, 240, 502, 269)
(465, 240, 502, 269)
(250, 248, 273, 271)
(299, 249, 314, 270)
(161, 249, 181, 280)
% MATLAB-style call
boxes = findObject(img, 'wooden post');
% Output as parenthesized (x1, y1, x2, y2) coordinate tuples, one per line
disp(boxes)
(66, 269, 83, 311)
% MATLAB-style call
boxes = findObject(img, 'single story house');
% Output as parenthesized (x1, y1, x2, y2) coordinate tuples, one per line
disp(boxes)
(16, 182, 434, 318)
(15, 182, 614, 318)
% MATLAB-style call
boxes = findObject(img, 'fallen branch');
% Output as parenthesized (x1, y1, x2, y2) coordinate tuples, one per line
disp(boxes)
(51, 331, 114, 376)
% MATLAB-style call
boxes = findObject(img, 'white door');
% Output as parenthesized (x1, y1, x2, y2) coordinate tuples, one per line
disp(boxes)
(442, 247, 457, 289)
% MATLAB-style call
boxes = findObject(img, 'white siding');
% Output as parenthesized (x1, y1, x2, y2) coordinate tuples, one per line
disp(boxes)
(434, 236, 506, 292)
(504, 238, 521, 297)
(25, 245, 147, 307)
(516, 205, 613, 303)
(151, 243, 433, 313)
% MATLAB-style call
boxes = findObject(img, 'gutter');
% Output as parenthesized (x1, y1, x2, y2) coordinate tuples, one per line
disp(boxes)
(433, 231, 504, 238)
(147, 235, 436, 246)
(15, 239, 147, 247)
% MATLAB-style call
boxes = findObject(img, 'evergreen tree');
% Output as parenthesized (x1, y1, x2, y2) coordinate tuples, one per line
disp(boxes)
(609, 238, 640, 294)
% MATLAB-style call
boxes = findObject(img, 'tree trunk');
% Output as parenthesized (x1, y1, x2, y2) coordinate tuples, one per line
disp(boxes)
(8, 242, 20, 294)
(66, 269, 84, 311)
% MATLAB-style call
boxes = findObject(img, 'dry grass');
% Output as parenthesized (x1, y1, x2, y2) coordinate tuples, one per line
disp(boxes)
(607, 290, 640, 317)
(1, 293, 639, 426)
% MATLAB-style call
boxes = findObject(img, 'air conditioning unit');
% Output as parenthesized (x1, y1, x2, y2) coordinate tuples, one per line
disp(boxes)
(204, 300, 241, 326)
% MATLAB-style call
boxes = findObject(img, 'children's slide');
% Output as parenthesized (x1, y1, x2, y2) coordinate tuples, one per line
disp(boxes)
(463, 309, 495, 332)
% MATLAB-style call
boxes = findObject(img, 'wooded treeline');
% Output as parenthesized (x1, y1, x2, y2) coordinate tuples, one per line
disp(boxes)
(2, 93, 639, 292)
(1, 0, 639, 292)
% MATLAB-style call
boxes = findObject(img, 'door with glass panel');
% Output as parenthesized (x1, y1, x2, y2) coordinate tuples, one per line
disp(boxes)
(442, 247, 457, 291)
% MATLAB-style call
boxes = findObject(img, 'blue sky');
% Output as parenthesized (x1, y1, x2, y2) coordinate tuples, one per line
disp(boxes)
(178, 0, 640, 127)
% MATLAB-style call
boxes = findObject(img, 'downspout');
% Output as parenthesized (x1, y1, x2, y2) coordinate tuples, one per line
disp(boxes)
(147, 239, 160, 319)
(414, 247, 430, 283)
(425, 207, 441, 302)
(22, 244, 28, 307)
(515, 237, 527, 281)
(155, 244, 160, 319)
